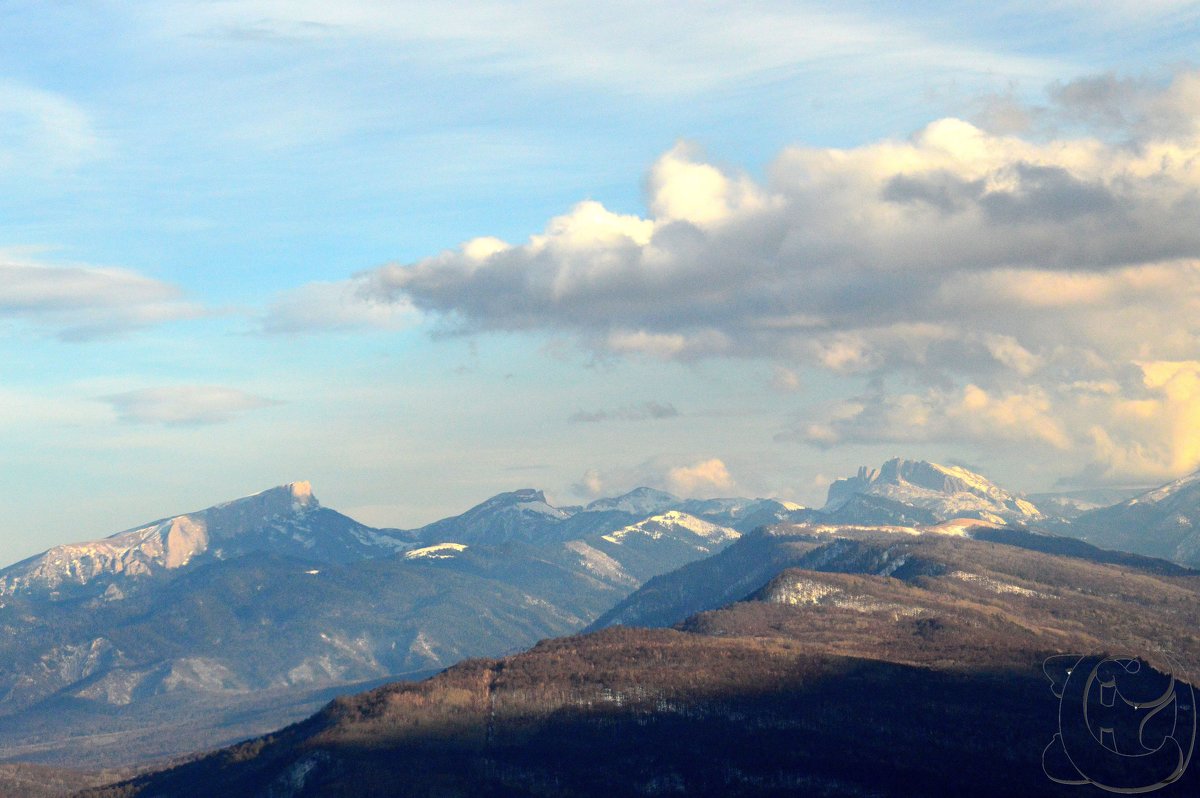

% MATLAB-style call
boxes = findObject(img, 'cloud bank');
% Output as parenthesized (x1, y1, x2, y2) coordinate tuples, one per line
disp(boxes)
(351, 71, 1200, 483)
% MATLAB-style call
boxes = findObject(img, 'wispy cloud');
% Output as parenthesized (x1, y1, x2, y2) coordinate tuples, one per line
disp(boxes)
(103, 386, 281, 426)
(0, 250, 205, 339)
(145, 1, 1062, 98)
(260, 278, 415, 334)
(568, 401, 679, 424)
(0, 80, 101, 173)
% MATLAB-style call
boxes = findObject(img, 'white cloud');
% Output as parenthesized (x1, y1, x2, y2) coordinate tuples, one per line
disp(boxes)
(1081, 361, 1200, 483)
(571, 456, 737, 499)
(103, 386, 281, 426)
(353, 70, 1200, 483)
(0, 250, 204, 339)
(667, 458, 734, 496)
(261, 278, 415, 334)
(143, 1, 1062, 98)
(0, 81, 100, 173)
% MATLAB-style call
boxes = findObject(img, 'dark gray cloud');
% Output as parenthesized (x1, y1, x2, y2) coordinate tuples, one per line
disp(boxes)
(1049, 73, 1145, 128)
(978, 163, 1117, 224)
(881, 170, 984, 213)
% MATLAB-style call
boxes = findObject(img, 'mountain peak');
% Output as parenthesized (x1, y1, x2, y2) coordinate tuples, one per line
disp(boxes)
(0, 481, 335, 598)
(219, 481, 318, 511)
(474, 488, 552, 510)
(202, 482, 319, 541)
(823, 458, 1041, 523)
(287, 480, 315, 503)
(584, 487, 679, 515)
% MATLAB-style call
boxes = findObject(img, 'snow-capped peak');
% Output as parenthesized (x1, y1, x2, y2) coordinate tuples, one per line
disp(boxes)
(601, 511, 740, 546)
(210, 481, 318, 520)
(470, 489, 571, 519)
(0, 482, 360, 598)
(583, 487, 679, 515)
(823, 458, 1042, 523)
(1127, 469, 1200, 506)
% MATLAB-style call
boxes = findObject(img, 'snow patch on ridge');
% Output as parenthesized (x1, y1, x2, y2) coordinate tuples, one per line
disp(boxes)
(404, 542, 468, 560)
(947, 570, 1052, 599)
(763, 575, 925, 617)
(602, 511, 740, 546)
(564, 540, 637, 586)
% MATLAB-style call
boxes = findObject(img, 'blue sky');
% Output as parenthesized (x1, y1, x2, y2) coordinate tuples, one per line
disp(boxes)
(2, 2, 1200, 566)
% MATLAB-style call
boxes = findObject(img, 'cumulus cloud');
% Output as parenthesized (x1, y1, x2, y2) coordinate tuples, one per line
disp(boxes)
(0, 251, 203, 338)
(666, 458, 734, 495)
(352, 70, 1200, 482)
(572, 456, 737, 498)
(103, 386, 281, 426)
(568, 401, 679, 423)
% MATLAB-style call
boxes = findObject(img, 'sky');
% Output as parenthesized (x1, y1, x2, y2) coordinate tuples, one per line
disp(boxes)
(2, 1, 1200, 566)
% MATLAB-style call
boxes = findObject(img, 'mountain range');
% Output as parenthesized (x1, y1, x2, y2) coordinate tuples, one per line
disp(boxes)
(0, 483, 758, 766)
(4, 454, 1200, 790)
(1065, 470, 1200, 564)
(81, 515, 1200, 797)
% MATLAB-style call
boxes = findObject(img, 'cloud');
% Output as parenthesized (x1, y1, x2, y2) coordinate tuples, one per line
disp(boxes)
(793, 361, 1200, 485)
(353, 70, 1200, 483)
(790, 384, 1071, 452)
(0, 81, 101, 173)
(1078, 360, 1200, 484)
(366, 110, 1200, 364)
(103, 386, 281, 426)
(147, 1, 1059, 99)
(0, 251, 204, 339)
(568, 401, 679, 423)
(667, 458, 734, 496)
(571, 456, 736, 498)
(261, 278, 415, 334)
(770, 366, 803, 393)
